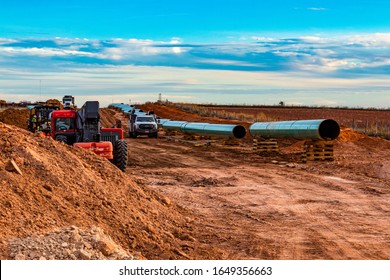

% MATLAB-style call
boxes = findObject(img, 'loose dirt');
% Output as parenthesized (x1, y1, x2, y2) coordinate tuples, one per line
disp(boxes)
(1, 104, 389, 260)
(128, 105, 390, 259)
(0, 122, 223, 260)
(0, 108, 29, 130)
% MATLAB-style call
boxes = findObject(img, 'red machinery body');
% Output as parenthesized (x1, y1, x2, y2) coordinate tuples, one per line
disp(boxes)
(73, 141, 113, 159)
(50, 104, 126, 166)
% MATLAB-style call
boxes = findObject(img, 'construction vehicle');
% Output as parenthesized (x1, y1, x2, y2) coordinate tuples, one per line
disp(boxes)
(128, 110, 158, 138)
(50, 101, 128, 172)
(62, 95, 75, 109)
(27, 101, 62, 135)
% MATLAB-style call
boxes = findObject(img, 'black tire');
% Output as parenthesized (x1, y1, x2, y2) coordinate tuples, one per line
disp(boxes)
(55, 135, 68, 144)
(113, 139, 128, 172)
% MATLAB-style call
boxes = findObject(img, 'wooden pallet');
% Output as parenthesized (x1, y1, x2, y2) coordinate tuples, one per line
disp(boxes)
(182, 134, 212, 141)
(223, 137, 240, 146)
(165, 136, 211, 147)
(183, 134, 201, 140)
(302, 140, 334, 162)
(164, 130, 180, 136)
(253, 139, 279, 152)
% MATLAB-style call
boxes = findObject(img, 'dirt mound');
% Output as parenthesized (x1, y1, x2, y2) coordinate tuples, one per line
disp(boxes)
(9, 225, 138, 260)
(100, 107, 119, 128)
(0, 108, 29, 129)
(139, 104, 245, 125)
(337, 127, 366, 142)
(0, 122, 217, 260)
(100, 108, 129, 133)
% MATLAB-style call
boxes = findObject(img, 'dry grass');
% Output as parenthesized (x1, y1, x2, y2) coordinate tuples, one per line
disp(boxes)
(166, 102, 276, 122)
(163, 102, 390, 139)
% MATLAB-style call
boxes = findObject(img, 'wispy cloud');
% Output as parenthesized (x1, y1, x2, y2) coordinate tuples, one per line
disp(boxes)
(1, 34, 390, 107)
(2, 34, 390, 74)
(307, 7, 328, 11)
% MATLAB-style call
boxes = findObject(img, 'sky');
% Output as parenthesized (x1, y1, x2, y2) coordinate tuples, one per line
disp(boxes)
(1, 0, 390, 108)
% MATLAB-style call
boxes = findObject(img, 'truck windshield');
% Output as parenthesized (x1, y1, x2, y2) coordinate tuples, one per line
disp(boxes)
(56, 118, 75, 130)
(136, 117, 154, 122)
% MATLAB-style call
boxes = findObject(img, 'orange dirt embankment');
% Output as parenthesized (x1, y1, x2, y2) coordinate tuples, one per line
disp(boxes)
(0, 108, 29, 129)
(0, 122, 222, 260)
(139, 103, 248, 125)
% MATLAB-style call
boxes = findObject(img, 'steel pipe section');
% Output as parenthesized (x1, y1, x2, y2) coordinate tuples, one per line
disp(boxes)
(249, 119, 340, 140)
(161, 120, 188, 131)
(161, 121, 246, 139)
(156, 118, 171, 127)
(109, 103, 134, 113)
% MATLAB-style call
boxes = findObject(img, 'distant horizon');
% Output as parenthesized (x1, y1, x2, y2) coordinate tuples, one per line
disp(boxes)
(1, 1, 390, 108)
(1, 97, 390, 111)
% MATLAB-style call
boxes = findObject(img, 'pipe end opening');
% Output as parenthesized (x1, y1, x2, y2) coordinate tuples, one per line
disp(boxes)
(319, 119, 340, 140)
(232, 125, 247, 139)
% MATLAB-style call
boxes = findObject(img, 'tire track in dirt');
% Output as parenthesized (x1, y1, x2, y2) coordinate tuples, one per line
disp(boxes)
(125, 135, 390, 259)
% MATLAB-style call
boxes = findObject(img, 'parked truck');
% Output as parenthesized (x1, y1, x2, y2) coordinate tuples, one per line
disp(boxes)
(128, 110, 158, 138)
(62, 95, 75, 109)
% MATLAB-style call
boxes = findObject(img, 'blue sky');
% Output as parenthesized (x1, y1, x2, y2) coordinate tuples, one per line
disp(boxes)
(1, 0, 390, 107)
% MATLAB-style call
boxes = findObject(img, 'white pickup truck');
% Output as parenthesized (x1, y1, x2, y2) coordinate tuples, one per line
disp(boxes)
(128, 112, 158, 138)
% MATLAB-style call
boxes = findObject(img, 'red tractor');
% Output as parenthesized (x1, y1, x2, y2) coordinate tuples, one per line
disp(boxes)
(50, 101, 128, 172)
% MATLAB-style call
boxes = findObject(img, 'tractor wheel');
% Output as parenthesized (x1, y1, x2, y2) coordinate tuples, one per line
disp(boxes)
(55, 135, 68, 143)
(113, 139, 128, 172)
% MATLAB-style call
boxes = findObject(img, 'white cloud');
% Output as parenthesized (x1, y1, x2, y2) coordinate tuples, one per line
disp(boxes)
(250, 36, 277, 42)
(170, 37, 182, 44)
(345, 33, 390, 47)
(0, 38, 17, 45)
(0, 46, 96, 57)
(2, 34, 390, 107)
(307, 7, 327, 11)
(299, 36, 331, 43)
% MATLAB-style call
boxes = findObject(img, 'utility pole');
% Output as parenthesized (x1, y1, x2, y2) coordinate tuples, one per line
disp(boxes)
(39, 79, 42, 100)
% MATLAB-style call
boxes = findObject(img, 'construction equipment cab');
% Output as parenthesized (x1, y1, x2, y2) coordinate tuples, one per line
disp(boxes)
(27, 104, 61, 135)
(50, 101, 128, 172)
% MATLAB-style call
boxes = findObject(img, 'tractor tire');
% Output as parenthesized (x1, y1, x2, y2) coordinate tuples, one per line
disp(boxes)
(113, 139, 128, 172)
(55, 135, 68, 143)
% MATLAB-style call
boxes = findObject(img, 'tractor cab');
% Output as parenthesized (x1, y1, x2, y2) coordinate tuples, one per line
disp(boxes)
(51, 110, 78, 144)
(49, 101, 128, 171)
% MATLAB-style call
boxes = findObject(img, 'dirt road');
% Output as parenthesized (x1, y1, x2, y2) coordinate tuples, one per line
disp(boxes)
(124, 130, 390, 259)
(1, 106, 389, 260)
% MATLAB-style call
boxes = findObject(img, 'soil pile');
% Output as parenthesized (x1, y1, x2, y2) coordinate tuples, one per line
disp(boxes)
(100, 108, 129, 133)
(139, 104, 246, 125)
(0, 108, 29, 129)
(9, 225, 137, 260)
(100, 108, 119, 128)
(337, 127, 366, 142)
(0, 122, 215, 260)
